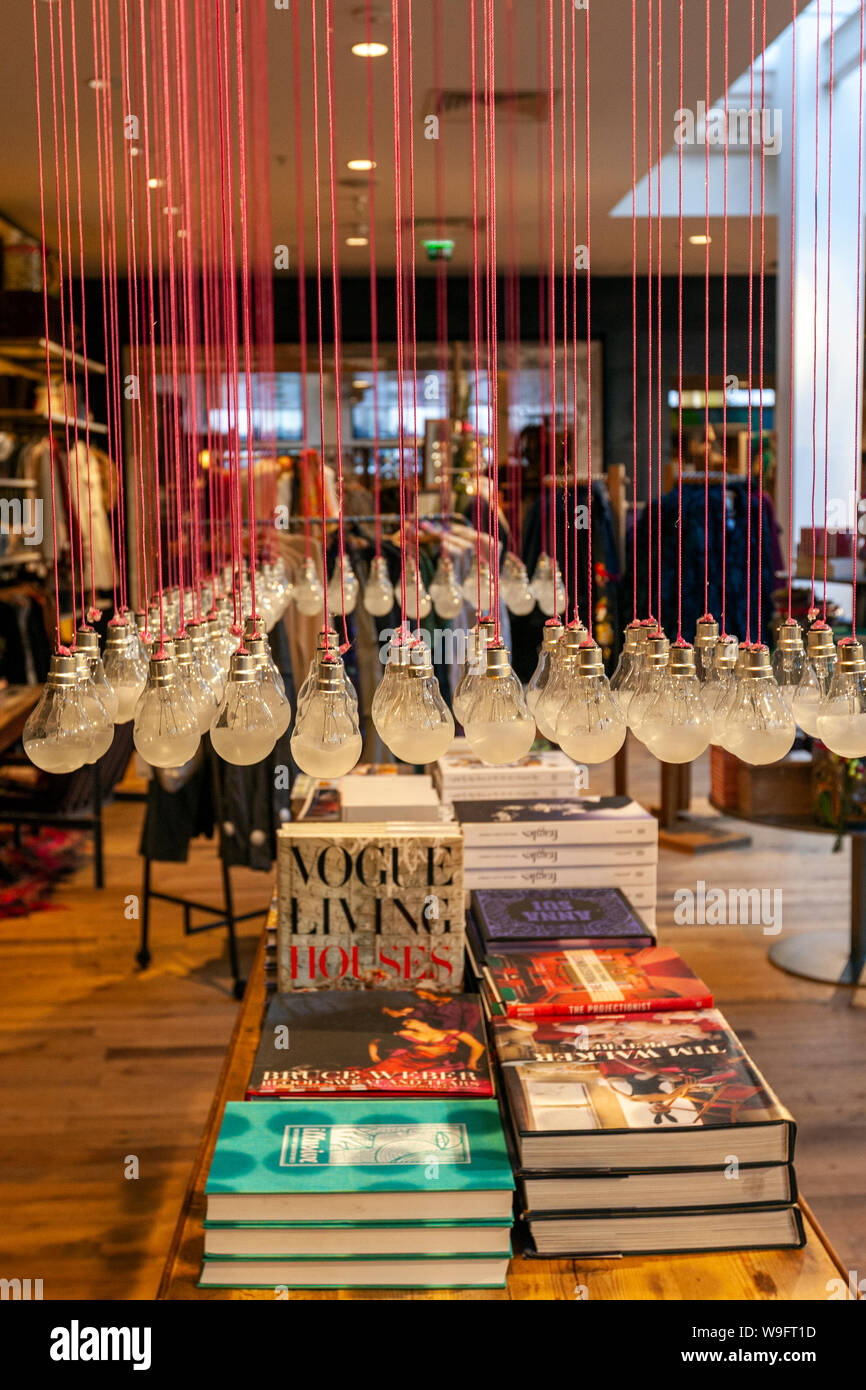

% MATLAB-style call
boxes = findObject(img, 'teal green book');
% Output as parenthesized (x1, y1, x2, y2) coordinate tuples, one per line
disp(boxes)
(202, 1217, 513, 1259)
(205, 1099, 515, 1224)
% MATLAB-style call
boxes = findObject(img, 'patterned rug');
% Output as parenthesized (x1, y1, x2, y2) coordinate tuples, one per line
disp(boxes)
(0, 827, 86, 917)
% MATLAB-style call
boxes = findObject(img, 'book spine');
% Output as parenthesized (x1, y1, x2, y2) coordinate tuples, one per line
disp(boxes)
(464, 868, 657, 888)
(462, 824, 657, 847)
(505, 992, 715, 1019)
(463, 845, 658, 867)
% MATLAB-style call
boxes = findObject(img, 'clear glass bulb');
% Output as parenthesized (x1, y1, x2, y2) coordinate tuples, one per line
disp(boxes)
(610, 622, 646, 717)
(694, 616, 720, 683)
(452, 626, 489, 726)
(293, 557, 326, 617)
(187, 618, 225, 704)
(326, 555, 359, 616)
(723, 647, 796, 765)
(504, 557, 536, 616)
(372, 638, 411, 743)
(211, 651, 277, 765)
(639, 644, 712, 763)
(23, 653, 93, 773)
(816, 638, 866, 756)
(463, 643, 536, 765)
(461, 557, 492, 610)
(75, 651, 115, 763)
(133, 655, 201, 769)
(173, 636, 219, 735)
(247, 636, 292, 738)
(529, 553, 552, 600)
(75, 625, 119, 722)
(792, 625, 836, 737)
(701, 635, 738, 745)
(102, 616, 147, 724)
(363, 555, 395, 617)
(290, 658, 363, 777)
(403, 556, 433, 620)
(555, 643, 626, 764)
(771, 619, 805, 711)
(526, 620, 563, 716)
(381, 650, 455, 764)
(429, 554, 464, 620)
(534, 623, 586, 739)
(530, 553, 565, 617)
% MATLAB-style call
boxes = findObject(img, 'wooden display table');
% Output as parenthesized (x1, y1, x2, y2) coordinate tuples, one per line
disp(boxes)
(159, 933, 848, 1302)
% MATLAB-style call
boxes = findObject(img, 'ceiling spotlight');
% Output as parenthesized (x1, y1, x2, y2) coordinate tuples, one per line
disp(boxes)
(351, 42, 389, 58)
(347, 158, 376, 172)
(689, 233, 712, 245)
(345, 235, 369, 247)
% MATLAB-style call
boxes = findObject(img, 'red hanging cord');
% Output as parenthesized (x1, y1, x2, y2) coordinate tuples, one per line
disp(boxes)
(546, 0, 558, 616)
(468, 0, 484, 619)
(822, 2, 836, 622)
(404, 0, 425, 632)
(646, 0, 654, 622)
(720, 0, 729, 638)
(851, 0, 865, 640)
(757, 0, 768, 641)
(631, 0, 638, 624)
(583, 0, 593, 634)
(785, 0, 797, 622)
(703, 0, 711, 618)
(745, 0, 755, 647)
(675, 0, 685, 643)
(365, 0, 383, 558)
(655, 0, 663, 628)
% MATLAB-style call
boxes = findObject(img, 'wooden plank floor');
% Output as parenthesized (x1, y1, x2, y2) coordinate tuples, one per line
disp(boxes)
(0, 737, 863, 1299)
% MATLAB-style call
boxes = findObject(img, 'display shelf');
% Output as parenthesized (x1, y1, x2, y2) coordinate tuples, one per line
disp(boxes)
(158, 931, 848, 1303)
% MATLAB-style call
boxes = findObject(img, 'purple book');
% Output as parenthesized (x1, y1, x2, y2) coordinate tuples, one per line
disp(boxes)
(470, 887, 653, 953)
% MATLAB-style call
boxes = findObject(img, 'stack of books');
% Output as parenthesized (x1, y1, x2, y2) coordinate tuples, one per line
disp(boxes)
(432, 739, 578, 804)
(198, 988, 515, 1289)
(455, 797, 659, 927)
(479, 940, 802, 1258)
(339, 772, 449, 823)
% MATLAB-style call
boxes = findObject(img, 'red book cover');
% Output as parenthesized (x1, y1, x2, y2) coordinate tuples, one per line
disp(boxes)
(484, 946, 713, 1019)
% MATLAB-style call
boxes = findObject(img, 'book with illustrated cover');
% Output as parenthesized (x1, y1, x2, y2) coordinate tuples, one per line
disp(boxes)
(494, 1008, 795, 1172)
(433, 740, 577, 792)
(483, 946, 713, 1019)
(276, 824, 464, 991)
(245, 989, 493, 1098)
(205, 1099, 514, 1223)
(470, 887, 653, 955)
(453, 796, 658, 846)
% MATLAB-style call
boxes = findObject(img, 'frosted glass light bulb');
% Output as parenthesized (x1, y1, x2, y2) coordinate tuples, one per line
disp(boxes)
(326, 555, 359, 615)
(381, 648, 455, 764)
(534, 622, 586, 740)
(526, 619, 563, 715)
(460, 556, 492, 610)
(792, 622, 836, 737)
(211, 651, 277, 765)
(639, 642, 712, 763)
(363, 555, 395, 617)
(133, 655, 201, 769)
(75, 651, 115, 763)
(293, 556, 326, 617)
(815, 637, 866, 756)
(452, 621, 493, 725)
(537, 559, 566, 618)
(246, 636, 292, 738)
(500, 551, 524, 602)
(724, 645, 797, 765)
(23, 653, 93, 773)
(504, 557, 536, 616)
(529, 553, 552, 601)
(429, 555, 464, 621)
(102, 616, 147, 724)
(403, 556, 433, 620)
(610, 621, 647, 717)
(463, 641, 536, 765)
(555, 641, 626, 764)
(372, 638, 411, 743)
(694, 615, 720, 683)
(771, 617, 805, 710)
(290, 657, 363, 777)
(627, 632, 670, 739)
(173, 636, 219, 734)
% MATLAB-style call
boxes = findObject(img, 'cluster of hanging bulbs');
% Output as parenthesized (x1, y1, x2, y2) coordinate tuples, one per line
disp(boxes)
(23, 558, 295, 775)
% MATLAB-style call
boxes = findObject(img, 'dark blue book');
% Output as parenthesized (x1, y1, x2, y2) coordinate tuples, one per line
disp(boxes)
(470, 887, 653, 955)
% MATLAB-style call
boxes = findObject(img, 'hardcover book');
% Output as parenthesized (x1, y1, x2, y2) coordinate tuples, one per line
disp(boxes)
(523, 1205, 805, 1258)
(483, 946, 713, 1019)
(471, 887, 653, 954)
(453, 796, 658, 846)
(276, 823, 464, 991)
(494, 1008, 795, 1171)
(464, 869, 656, 902)
(205, 1099, 514, 1223)
(245, 989, 493, 1098)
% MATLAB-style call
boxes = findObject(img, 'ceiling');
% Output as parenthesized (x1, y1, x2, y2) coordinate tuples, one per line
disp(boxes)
(0, 0, 810, 279)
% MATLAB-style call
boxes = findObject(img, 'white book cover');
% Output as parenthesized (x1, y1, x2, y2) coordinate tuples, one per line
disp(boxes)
(464, 843, 658, 869)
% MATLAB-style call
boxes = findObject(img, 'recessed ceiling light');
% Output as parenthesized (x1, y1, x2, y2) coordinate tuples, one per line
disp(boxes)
(345, 235, 369, 247)
(347, 158, 375, 172)
(351, 41, 388, 58)
(689, 233, 712, 245)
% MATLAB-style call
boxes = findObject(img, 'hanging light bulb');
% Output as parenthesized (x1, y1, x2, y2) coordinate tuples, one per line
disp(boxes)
(771, 617, 805, 710)
(23, 653, 93, 773)
(186, 617, 225, 704)
(499, 551, 524, 604)
(694, 615, 719, 682)
(703, 634, 739, 744)
(534, 621, 586, 740)
(462, 640, 536, 765)
(526, 619, 564, 715)
(132, 611, 151, 664)
(211, 650, 278, 764)
(639, 640, 712, 763)
(102, 616, 148, 724)
(792, 621, 836, 737)
(290, 655, 363, 777)
(529, 552, 553, 601)
(610, 620, 648, 717)
(214, 594, 234, 633)
(429, 554, 464, 620)
(293, 556, 326, 617)
(627, 632, 670, 739)
(403, 555, 433, 619)
(723, 644, 796, 765)
(204, 613, 237, 681)
(75, 626, 119, 722)
(246, 635, 292, 738)
(73, 649, 115, 764)
(503, 556, 536, 616)
(815, 636, 866, 756)
(460, 555, 492, 609)
(452, 618, 494, 726)
(326, 554, 360, 615)
(555, 639, 626, 764)
(363, 554, 396, 617)
(372, 633, 411, 743)
(380, 643, 455, 764)
(133, 654, 201, 769)
(173, 635, 219, 734)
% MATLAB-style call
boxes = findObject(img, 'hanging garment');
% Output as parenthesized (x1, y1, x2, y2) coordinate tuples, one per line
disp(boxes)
(68, 441, 115, 591)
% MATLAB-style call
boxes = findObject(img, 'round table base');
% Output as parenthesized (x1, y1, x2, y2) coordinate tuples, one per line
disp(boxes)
(769, 931, 866, 987)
